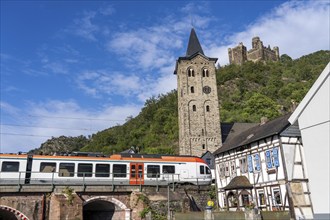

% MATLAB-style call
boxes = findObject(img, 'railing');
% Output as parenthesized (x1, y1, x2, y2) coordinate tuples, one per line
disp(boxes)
(0, 171, 211, 190)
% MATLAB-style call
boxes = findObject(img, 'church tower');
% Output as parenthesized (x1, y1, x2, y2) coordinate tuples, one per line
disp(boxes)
(174, 28, 222, 156)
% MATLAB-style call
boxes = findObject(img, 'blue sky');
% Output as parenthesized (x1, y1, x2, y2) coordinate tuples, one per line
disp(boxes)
(1, 0, 329, 153)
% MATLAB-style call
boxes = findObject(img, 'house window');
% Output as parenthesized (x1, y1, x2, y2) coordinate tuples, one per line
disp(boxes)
(258, 190, 266, 206)
(206, 105, 210, 112)
(230, 161, 236, 176)
(265, 147, 280, 169)
(219, 163, 225, 177)
(191, 86, 194, 93)
(239, 157, 247, 173)
(225, 162, 229, 176)
(242, 194, 249, 206)
(188, 68, 194, 77)
(273, 188, 282, 205)
(202, 69, 209, 77)
(206, 158, 211, 166)
(202, 144, 205, 149)
(192, 105, 196, 111)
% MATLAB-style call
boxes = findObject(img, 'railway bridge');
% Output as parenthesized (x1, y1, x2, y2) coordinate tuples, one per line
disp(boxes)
(0, 184, 212, 220)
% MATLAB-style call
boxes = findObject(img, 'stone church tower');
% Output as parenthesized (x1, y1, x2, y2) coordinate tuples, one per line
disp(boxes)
(174, 28, 222, 156)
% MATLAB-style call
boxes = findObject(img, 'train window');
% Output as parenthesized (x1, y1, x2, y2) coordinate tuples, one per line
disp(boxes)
(138, 165, 143, 178)
(205, 166, 211, 174)
(113, 164, 127, 177)
(40, 162, 56, 173)
(78, 163, 93, 177)
(131, 165, 136, 178)
(147, 165, 160, 178)
(1, 161, 19, 172)
(163, 165, 175, 174)
(59, 163, 75, 177)
(96, 164, 110, 177)
(200, 165, 205, 174)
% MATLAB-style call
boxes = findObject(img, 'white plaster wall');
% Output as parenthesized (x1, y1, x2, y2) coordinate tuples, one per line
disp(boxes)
(297, 73, 329, 131)
(299, 123, 330, 214)
(297, 72, 330, 214)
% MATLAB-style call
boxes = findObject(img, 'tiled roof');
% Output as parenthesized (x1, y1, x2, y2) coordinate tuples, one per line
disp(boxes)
(215, 114, 292, 155)
(223, 176, 253, 190)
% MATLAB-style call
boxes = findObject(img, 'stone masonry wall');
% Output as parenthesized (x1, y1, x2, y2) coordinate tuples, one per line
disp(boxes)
(0, 193, 44, 220)
(228, 37, 279, 65)
(176, 54, 222, 156)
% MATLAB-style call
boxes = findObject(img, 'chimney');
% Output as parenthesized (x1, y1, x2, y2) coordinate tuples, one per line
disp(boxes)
(260, 117, 268, 125)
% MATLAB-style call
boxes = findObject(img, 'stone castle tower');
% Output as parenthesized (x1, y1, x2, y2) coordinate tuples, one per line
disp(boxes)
(174, 28, 222, 156)
(228, 36, 280, 65)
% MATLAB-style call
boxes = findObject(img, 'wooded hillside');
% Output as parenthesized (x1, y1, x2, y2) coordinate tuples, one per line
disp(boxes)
(30, 50, 329, 155)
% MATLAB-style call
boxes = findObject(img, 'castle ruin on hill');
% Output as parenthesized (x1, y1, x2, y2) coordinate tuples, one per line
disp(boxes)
(228, 37, 280, 65)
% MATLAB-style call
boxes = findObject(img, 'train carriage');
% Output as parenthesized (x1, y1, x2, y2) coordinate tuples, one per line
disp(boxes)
(0, 154, 29, 184)
(0, 153, 212, 186)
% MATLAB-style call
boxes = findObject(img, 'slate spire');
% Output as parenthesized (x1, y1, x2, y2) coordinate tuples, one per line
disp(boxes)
(186, 28, 204, 57)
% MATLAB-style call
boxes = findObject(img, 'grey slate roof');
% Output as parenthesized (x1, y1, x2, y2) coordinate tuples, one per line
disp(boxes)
(221, 122, 258, 143)
(200, 151, 215, 169)
(174, 28, 217, 75)
(186, 28, 204, 57)
(215, 114, 292, 155)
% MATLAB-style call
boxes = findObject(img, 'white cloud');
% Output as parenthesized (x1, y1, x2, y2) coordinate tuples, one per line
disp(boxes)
(106, 2, 214, 72)
(76, 70, 142, 98)
(71, 12, 100, 41)
(107, 29, 180, 70)
(99, 5, 115, 16)
(206, 0, 330, 65)
(0, 100, 141, 153)
(43, 62, 68, 74)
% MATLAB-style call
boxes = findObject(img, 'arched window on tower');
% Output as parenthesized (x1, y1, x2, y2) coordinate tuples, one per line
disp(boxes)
(192, 105, 196, 111)
(188, 68, 195, 77)
(190, 86, 194, 93)
(206, 105, 210, 112)
(202, 69, 209, 77)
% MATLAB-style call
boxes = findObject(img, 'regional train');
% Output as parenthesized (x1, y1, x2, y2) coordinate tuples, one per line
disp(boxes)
(0, 153, 212, 186)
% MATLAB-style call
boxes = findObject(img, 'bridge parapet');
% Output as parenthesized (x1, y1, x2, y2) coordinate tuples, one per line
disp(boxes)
(0, 185, 213, 219)
(0, 183, 209, 193)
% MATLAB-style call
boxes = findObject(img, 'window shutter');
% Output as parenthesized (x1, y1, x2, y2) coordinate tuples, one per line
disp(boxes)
(273, 148, 280, 167)
(255, 154, 261, 171)
(265, 150, 272, 168)
(247, 155, 253, 173)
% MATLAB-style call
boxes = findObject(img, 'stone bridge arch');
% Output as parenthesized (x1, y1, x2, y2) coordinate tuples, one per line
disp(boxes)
(0, 205, 30, 220)
(83, 196, 131, 220)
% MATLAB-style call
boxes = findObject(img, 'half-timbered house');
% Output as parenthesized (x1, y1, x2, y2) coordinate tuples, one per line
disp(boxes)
(214, 114, 313, 219)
